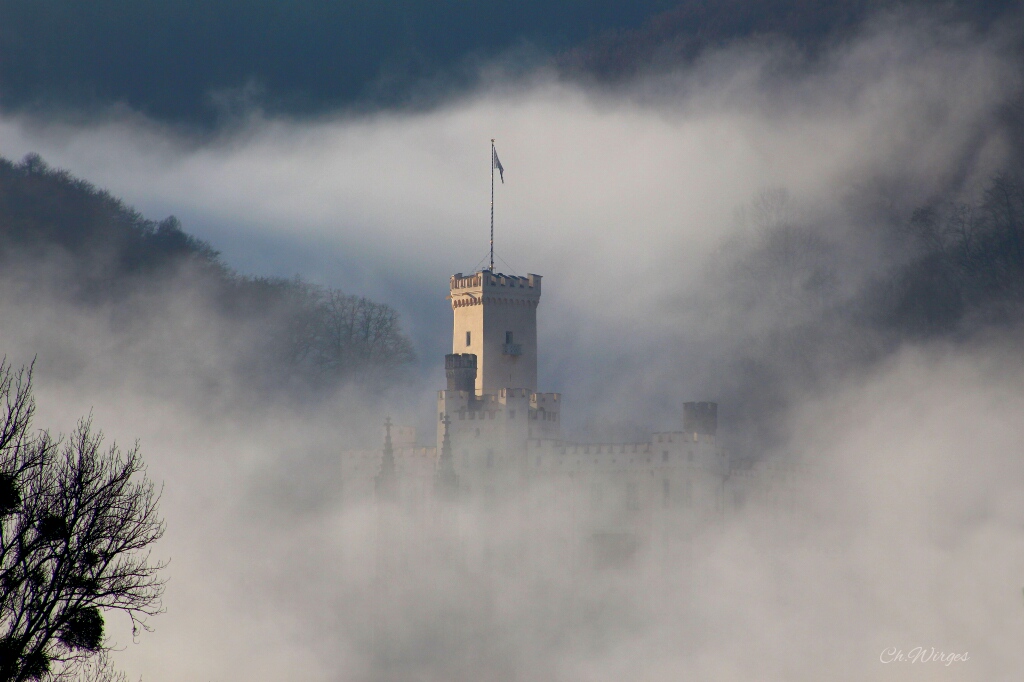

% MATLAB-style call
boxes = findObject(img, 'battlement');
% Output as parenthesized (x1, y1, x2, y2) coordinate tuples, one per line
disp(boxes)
(530, 393, 561, 407)
(451, 271, 542, 296)
(438, 389, 475, 400)
(654, 431, 717, 445)
(449, 271, 542, 310)
(499, 388, 532, 399)
(438, 388, 538, 403)
(445, 353, 477, 370)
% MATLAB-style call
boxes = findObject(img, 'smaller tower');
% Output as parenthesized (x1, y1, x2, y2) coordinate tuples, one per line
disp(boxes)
(683, 402, 718, 437)
(445, 354, 478, 393)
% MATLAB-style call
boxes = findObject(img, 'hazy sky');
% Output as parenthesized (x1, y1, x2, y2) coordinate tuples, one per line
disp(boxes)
(0, 9, 1015, 413)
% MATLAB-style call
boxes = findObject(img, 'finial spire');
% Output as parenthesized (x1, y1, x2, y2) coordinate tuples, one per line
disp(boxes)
(434, 414, 459, 498)
(376, 416, 396, 500)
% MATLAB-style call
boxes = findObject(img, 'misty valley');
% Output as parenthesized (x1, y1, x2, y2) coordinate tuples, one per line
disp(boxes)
(2, 1, 1024, 680)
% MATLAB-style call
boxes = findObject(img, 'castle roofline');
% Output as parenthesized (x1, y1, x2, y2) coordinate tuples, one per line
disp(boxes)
(451, 271, 541, 294)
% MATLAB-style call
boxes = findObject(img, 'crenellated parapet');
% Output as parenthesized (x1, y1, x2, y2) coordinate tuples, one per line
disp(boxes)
(450, 271, 541, 293)
(530, 393, 561, 408)
(499, 388, 531, 399)
(450, 272, 542, 310)
(450, 274, 544, 311)
(521, 429, 728, 477)
(528, 392, 561, 436)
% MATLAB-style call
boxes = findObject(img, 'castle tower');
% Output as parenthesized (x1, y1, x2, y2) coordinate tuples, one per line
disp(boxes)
(449, 271, 542, 394)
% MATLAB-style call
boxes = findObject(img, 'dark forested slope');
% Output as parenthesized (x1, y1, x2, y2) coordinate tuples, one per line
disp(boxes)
(0, 153, 415, 398)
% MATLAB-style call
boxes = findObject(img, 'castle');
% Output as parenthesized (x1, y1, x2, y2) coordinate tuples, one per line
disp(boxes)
(437, 270, 728, 540)
(343, 267, 806, 568)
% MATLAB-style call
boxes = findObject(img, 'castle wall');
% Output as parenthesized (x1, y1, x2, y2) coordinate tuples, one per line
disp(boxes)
(341, 420, 819, 579)
(436, 386, 564, 488)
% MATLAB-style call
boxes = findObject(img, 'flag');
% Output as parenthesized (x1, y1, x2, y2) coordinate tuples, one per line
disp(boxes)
(492, 146, 504, 183)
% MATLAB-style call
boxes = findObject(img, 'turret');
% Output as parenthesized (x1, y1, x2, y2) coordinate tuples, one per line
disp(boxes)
(445, 354, 478, 393)
(683, 402, 718, 437)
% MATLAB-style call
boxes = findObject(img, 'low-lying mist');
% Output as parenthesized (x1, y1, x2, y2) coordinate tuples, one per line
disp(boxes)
(12, 292, 1021, 680)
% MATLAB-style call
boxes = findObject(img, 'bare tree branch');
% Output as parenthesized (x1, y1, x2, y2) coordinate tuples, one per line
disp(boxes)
(0, 365, 165, 682)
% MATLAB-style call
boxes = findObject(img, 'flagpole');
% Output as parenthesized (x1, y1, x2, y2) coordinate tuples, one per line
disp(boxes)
(490, 139, 495, 272)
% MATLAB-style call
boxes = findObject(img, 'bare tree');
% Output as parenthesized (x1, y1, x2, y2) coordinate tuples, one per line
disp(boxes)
(316, 290, 416, 378)
(65, 652, 130, 682)
(248, 279, 416, 390)
(0, 362, 165, 682)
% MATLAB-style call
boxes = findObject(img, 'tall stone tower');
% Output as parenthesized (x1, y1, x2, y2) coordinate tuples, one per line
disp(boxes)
(449, 270, 542, 394)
